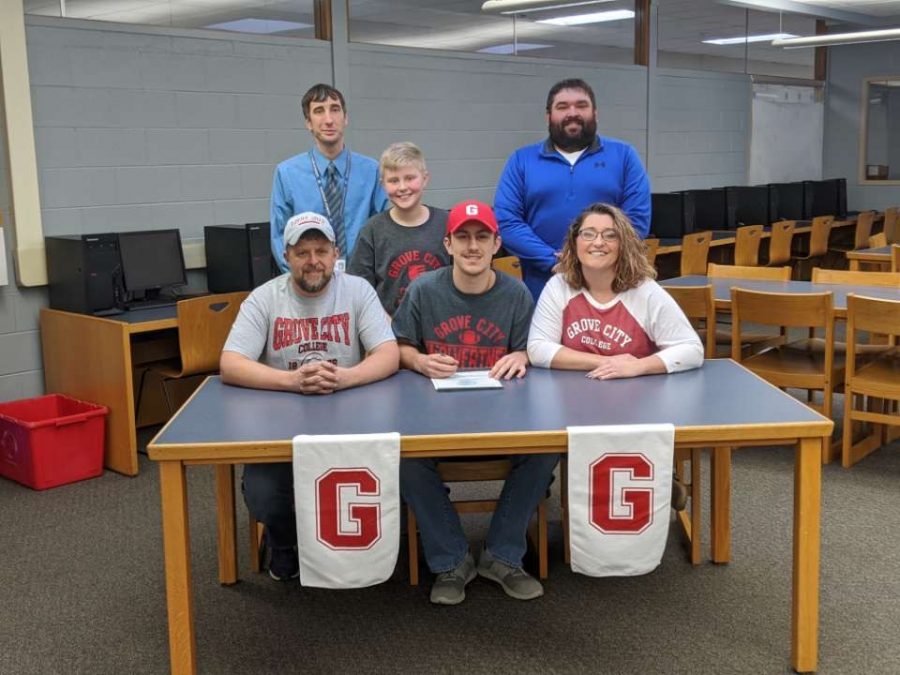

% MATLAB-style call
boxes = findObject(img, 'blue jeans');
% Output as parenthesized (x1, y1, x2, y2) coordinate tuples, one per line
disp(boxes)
(242, 463, 296, 548)
(401, 454, 559, 573)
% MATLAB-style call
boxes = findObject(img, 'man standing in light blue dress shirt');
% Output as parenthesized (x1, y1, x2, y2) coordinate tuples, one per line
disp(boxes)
(270, 83, 389, 272)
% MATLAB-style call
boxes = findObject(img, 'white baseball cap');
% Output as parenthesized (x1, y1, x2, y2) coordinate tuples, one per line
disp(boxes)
(283, 212, 336, 247)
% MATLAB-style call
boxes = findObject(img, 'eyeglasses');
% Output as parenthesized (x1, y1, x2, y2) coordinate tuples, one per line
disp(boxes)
(577, 228, 619, 243)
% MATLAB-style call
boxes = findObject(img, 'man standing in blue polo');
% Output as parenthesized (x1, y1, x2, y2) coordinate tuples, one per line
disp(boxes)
(494, 78, 651, 300)
(270, 83, 388, 272)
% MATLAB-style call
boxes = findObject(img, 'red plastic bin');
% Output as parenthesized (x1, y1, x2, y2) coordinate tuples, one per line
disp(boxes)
(0, 394, 108, 490)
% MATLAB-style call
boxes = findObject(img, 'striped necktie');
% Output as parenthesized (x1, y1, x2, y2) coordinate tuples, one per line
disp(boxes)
(324, 162, 346, 253)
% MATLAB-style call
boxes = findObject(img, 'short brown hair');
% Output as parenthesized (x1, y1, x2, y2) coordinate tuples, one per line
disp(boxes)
(555, 203, 656, 292)
(301, 83, 346, 120)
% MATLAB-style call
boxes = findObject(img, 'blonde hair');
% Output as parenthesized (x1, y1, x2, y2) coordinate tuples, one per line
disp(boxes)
(555, 203, 656, 293)
(379, 141, 427, 176)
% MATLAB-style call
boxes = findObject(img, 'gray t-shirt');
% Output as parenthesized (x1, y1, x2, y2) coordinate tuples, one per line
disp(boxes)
(392, 267, 534, 369)
(223, 272, 395, 371)
(347, 207, 451, 315)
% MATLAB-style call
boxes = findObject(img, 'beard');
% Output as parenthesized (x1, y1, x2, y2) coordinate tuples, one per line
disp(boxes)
(295, 266, 332, 294)
(549, 114, 597, 152)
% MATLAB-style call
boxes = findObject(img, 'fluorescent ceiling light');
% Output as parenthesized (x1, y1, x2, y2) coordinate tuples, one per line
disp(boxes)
(203, 18, 312, 34)
(704, 32, 797, 45)
(482, 0, 614, 14)
(773, 28, 900, 49)
(537, 9, 634, 25)
(477, 42, 553, 54)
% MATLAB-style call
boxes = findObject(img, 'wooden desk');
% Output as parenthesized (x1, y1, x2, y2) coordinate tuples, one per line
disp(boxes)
(149, 362, 832, 674)
(847, 246, 891, 270)
(661, 275, 900, 319)
(40, 306, 179, 476)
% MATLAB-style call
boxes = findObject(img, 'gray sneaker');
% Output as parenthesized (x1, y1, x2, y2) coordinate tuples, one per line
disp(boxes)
(430, 552, 476, 606)
(477, 548, 543, 601)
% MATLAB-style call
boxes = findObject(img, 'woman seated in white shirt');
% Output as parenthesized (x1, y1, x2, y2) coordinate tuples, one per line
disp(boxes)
(528, 202, 703, 379)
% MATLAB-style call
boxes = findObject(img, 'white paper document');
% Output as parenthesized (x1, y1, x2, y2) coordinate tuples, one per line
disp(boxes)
(431, 370, 503, 392)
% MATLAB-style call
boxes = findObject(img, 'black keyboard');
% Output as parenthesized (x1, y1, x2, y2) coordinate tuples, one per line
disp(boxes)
(126, 299, 177, 311)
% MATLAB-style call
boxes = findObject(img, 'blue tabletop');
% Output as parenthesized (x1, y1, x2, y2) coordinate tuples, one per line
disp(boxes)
(662, 276, 900, 308)
(852, 246, 891, 256)
(151, 360, 827, 447)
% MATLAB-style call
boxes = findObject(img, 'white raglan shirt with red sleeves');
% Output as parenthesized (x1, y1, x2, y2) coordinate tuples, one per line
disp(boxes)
(527, 274, 704, 372)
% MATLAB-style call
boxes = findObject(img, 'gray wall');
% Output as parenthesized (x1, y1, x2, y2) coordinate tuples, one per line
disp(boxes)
(27, 17, 332, 238)
(823, 40, 900, 210)
(889, 89, 900, 180)
(650, 68, 750, 192)
(2, 15, 754, 402)
(0, 94, 46, 402)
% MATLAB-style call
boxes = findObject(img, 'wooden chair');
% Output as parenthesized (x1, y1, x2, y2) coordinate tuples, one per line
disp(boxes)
(811, 268, 900, 288)
(842, 294, 900, 468)
(644, 238, 660, 267)
(148, 292, 248, 413)
(883, 206, 898, 244)
(730, 287, 842, 463)
(707, 263, 791, 282)
(407, 459, 549, 585)
(707, 263, 791, 357)
(664, 284, 716, 359)
(492, 255, 522, 280)
(680, 231, 712, 276)
(765, 220, 796, 266)
(733, 224, 763, 267)
(663, 284, 715, 565)
(791, 215, 832, 280)
(810, 267, 899, 351)
(868, 232, 887, 248)
(852, 211, 878, 249)
(828, 211, 876, 266)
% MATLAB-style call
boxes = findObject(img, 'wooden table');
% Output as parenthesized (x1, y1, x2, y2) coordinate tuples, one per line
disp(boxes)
(846, 246, 891, 270)
(148, 362, 832, 674)
(40, 306, 180, 475)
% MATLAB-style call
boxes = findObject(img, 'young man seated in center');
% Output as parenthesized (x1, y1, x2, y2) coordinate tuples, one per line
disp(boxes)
(392, 199, 558, 605)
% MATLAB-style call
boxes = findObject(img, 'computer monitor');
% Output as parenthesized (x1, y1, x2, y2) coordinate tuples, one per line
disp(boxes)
(650, 193, 685, 239)
(803, 179, 840, 219)
(204, 222, 276, 293)
(768, 182, 806, 221)
(684, 189, 727, 231)
(118, 229, 187, 299)
(725, 186, 770, 228)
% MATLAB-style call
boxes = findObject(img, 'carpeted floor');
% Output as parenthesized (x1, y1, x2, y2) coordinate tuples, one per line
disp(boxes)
(1, 417, 898, 675)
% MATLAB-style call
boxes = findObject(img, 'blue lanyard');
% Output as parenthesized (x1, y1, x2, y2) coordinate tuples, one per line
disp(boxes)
(309, 150, 352, 220)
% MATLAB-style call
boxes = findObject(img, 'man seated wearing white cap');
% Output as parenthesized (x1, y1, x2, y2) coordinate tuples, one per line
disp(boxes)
(220, 212, 399, 581)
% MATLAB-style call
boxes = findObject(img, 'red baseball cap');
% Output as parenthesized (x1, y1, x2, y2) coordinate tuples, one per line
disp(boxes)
(446, 200, 499, 236)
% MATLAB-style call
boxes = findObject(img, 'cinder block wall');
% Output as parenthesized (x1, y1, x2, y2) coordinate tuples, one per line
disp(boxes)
(650, 69, 750, 193)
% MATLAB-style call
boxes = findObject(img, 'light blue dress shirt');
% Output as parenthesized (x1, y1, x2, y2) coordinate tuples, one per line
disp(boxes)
(270, 146, 388, 271)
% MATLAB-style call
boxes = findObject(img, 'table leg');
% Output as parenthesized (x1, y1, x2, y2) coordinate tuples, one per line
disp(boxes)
(561, 455, 570, 565)
(791, 436, 822, 673)
(849, 259, 859, 271)
(215, 465, 239, 585)
(159, 460, 197, 675)
(690, 448, 702, 565)
(710, 446, 732, 564)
